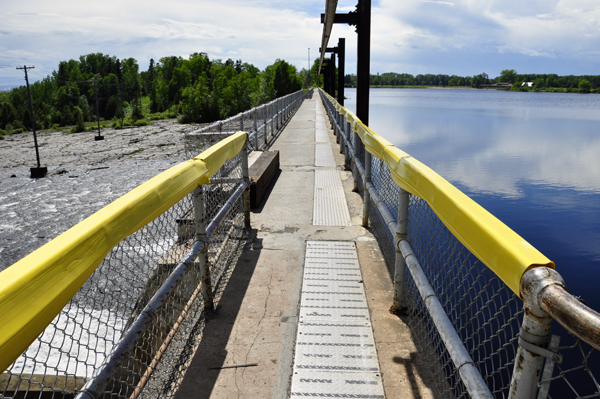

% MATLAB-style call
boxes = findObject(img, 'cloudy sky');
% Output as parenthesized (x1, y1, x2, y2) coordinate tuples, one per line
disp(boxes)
(1, 0, 599, 87)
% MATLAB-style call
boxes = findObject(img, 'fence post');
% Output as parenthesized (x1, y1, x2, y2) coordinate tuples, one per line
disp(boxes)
(240, 112, 244, 132)
(362, 152, 371, 227)
(270, 103, 274, 140)
(335, 110, 341, 144)
(352, 130, 360, 191)
(241, 135, 251, 228)
(193, 185, 214, 311)
(253, 110, 259, 149)
(391, 188, 409, 312)
(508, 268, 559, 399)
(278, 100, 282, 128)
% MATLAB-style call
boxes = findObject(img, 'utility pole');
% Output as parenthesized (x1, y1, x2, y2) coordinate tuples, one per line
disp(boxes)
(17, 65, 46, 178)
(92, 77, 104, 140)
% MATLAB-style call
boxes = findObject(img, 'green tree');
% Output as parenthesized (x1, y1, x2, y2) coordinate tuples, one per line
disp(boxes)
(499, 69, 518, 84)
(579, 79, 591, 93)
(72, 106, 86, 132)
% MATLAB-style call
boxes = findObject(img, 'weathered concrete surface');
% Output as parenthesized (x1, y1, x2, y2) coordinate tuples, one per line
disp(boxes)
(0, 120, 190, 271)
(176, 93, 437, 398)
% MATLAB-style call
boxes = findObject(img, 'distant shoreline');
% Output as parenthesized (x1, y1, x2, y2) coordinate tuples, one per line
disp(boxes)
(342, 85, 598, 93)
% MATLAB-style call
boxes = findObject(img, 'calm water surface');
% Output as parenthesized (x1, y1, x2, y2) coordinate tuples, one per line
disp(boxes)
(345, 88, 600, 310)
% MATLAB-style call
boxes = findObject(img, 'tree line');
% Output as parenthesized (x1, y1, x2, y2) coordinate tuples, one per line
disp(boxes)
(0, 53, 304, 137)
(344, 69, 600, 93)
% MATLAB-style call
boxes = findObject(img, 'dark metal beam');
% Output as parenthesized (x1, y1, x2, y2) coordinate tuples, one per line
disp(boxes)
(337, 38, 345, 106)
(319, 47, 338, 53)
(320, 12, 358, 26)
(356, 0, 371, 125)
(320, 1, 370, 124)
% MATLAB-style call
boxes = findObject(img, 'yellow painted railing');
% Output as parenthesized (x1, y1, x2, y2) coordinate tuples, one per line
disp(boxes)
(321, 90, 553, 296)
(0, 132, 247, 373)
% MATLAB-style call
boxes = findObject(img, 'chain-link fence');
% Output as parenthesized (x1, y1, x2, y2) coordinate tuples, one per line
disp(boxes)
(184, 90, 308, 158)
(319, 89, 600, 399)
(0, 131, 256, 399)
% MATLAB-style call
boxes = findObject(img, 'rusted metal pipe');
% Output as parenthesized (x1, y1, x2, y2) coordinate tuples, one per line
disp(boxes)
(508, 267, 564, 399)
(521, 266, 600, 351)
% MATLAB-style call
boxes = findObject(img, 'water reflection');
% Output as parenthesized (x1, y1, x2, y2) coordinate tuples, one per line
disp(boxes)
(344, 87, 600, 309)
(348, 88, 600, 198)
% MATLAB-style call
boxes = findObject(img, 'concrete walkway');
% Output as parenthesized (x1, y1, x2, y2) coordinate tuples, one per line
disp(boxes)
(175, 92, 436, 398)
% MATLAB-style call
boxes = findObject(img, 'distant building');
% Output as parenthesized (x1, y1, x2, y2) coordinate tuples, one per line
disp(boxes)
(480, 82, 513, 90)
(522, 82, 534, 87)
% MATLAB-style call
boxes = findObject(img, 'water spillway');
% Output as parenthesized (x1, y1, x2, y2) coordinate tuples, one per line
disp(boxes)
(1, 89, 599, 399)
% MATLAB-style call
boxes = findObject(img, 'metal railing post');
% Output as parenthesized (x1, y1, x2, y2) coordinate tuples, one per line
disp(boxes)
(270, 103, 274, 139)
(508, 268, 561, 399)
(276, 101, 279, 130)
(263, 105, 267, 147)
(352, 131, 360, 190)
(241, 136, 251, 228)
(391, 188, 409, 312)
(193, 186, 214, 311)
(253, 110, 258, 149)
(335, 110, 341, 144)
(240, 112, 244, 132)
(362, 152, 371, 227)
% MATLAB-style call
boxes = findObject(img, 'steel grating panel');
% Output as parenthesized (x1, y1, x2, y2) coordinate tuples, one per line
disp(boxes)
(316, 129, 330, 143)
(291, 371, 385, 398)
(315, 169, 342, 187)
(307, 241, 355, 249)
(315, 144, 337, 167)
(313, 187, 352, 226)
(291, 241, 385, 398)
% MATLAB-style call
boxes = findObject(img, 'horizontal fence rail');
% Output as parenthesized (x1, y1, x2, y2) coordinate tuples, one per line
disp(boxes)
(184, 89, 310, 158)
(319, 88, 600, 399)
(0, 91, 305, 399)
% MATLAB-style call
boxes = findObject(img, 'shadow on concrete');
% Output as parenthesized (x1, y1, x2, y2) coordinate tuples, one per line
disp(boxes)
(250, 169, 282, 214)
(174, 229, 262, 399)
(392, 352, 428, 399)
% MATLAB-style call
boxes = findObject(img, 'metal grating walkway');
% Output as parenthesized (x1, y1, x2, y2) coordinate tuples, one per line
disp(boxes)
(290, 241, 385, 398)
(313, 103, 352, 227)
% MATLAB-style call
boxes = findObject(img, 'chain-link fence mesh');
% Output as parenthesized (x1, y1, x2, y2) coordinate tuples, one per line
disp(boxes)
(319, 89, 600, 399)
(184, 90, 306, 158)
(1, 143, 249, 399)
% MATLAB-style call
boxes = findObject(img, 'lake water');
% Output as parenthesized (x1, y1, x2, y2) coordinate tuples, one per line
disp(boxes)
(344, 87, 600, 311)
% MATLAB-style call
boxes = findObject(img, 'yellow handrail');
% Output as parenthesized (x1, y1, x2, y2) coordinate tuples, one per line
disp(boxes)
(0, 132, 247, 373)
(322, 89, 553, 296)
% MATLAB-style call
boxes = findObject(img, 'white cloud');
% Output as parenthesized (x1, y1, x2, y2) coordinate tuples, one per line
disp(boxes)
(1, 0, 600, 79)
(0, 0, 323, 75)
(368, 0, 600, 75)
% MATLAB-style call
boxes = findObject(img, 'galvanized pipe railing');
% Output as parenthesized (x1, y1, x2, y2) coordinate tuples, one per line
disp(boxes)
(320, 90, 492, 397)
(319, 89, 600, 398)
(185, 90, 306, 154)
(75, 175, 250, 399)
